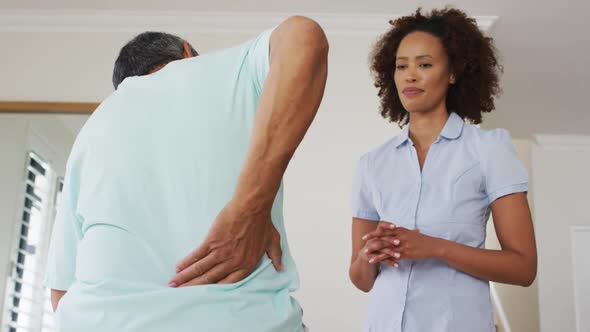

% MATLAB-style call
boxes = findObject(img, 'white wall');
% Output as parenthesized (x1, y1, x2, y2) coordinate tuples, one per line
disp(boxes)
(283, 34, 397, 330)
(532, 136, 590, 332)
(0, 28, 543, 331)
(0, 31, 245, 102)
(0, 114, 75, 320)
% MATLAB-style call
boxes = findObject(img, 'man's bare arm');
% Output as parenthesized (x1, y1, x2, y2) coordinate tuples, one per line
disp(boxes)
(231, 16, 329, 212)
(51, 289, 66, 312)
(170, 16, 329, 286)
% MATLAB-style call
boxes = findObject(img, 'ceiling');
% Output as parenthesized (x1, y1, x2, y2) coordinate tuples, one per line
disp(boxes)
(3, 0, 589, 138)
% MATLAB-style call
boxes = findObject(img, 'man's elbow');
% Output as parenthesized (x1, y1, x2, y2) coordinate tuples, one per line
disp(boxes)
(276, 16, 329, 56)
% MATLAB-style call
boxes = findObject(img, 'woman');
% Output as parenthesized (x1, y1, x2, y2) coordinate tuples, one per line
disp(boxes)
(349, 8, 537, 332)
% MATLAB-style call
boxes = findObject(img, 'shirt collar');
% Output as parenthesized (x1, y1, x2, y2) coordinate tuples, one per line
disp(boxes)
(393, 112, 465, 148)
(393, 126, 410, 148)
(439, 112, 465, 140)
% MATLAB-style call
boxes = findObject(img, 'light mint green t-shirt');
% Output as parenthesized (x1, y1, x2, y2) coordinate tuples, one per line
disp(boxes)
(45, 29, 304, 332)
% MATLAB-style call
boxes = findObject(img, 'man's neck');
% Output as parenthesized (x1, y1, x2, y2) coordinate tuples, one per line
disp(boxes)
(148, 62, 170, 74)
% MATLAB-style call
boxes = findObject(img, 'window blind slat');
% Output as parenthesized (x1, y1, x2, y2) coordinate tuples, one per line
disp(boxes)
(23, 193, 43, 206)
(5, 152, 56, 332)
(7, 276, 46, 291)
(7, 292, 46, 307)
(29, 157, 47, 176)
(5, 320, 35, 331)
(11, 262, 43, 278)
(7, 306, 41, 320)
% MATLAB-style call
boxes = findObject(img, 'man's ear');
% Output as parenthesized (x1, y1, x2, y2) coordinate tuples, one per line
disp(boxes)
(182, 41, 195, 58)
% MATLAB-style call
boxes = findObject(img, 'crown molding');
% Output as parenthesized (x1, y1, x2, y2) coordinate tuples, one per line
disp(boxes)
(534, 134, 590, 150)
(0, 9, 498, 36)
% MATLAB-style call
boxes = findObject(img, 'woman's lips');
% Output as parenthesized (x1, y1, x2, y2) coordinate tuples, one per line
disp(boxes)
(402, 87, 424, 97)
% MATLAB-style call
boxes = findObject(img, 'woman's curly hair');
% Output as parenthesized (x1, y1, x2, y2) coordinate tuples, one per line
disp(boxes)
(370, 7, 502, 126)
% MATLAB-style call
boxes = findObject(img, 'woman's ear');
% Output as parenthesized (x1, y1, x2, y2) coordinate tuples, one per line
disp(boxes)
(449, 73, 456, 84)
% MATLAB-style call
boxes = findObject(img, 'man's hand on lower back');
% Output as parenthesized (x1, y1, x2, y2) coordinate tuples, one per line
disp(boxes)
(168, 199, 283, 287)
(169, 17, 328, 288)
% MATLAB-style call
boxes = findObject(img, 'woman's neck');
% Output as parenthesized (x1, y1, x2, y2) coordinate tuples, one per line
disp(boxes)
(408, 107, 449, 150)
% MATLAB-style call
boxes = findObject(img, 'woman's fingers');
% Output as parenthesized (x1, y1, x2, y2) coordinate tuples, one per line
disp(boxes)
(368, 252, 390, 264)
(377, 221, 397, 230)
(378, 236, 401, 246)
(362, 221, 397, 241)
(367, 244, 403, 265)
(365, 239, 392, 254)
(382, 258, 399, 268)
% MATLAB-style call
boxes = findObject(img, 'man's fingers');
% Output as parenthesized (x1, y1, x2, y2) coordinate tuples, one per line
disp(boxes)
(169, 252, 227, 287)
(267, 228, 284, 271)
(178, 261, 234, 287)
(218, 269, 250, 284)
(267, 244, 283, 272)
(175, 244, 209, 273)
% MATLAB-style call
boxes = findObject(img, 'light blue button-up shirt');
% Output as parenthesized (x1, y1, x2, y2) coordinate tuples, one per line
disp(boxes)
(351, 112, 528, 332)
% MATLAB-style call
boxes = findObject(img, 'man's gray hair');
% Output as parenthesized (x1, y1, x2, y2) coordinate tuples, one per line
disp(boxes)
(112, 31, 198, 89)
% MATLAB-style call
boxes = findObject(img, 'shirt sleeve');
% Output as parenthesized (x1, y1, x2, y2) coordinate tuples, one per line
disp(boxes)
(482, 129, 529, 204)
(45, 155, 83, 291)
(351, 154, 380, 221)
(245, 28, 274, 96)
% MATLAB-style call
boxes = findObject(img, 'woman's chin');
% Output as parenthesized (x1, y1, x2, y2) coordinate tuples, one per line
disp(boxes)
(404, 107, 428, 115)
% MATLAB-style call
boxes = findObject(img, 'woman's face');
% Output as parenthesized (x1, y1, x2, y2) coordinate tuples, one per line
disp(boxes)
(394, 31, 454, 115)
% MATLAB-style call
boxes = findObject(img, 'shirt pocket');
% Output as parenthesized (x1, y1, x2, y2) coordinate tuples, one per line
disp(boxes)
(451, 161, 486, 221)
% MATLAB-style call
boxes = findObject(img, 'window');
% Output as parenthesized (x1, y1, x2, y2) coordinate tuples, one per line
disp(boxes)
(3, 152, 61, 332)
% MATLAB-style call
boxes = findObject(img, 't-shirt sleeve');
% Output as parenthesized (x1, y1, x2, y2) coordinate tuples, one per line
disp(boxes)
(245, 28, 274, 96)
(351, 154, 380, 221)
(45, 155, 83, 291)
(482, 129, 529, 203)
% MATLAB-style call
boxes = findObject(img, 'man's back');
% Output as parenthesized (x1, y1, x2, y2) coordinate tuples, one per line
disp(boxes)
(46, 29, 303, 332)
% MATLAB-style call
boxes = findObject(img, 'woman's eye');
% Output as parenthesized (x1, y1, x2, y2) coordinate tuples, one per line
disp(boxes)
(396, 65, 407, 70)
(419, 63, 432, 68)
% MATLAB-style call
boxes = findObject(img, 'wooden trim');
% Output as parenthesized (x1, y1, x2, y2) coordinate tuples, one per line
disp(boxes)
(0, 101, 98, 114)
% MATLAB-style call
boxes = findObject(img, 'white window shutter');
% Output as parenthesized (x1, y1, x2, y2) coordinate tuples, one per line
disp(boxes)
(3, 152, 60, 332)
